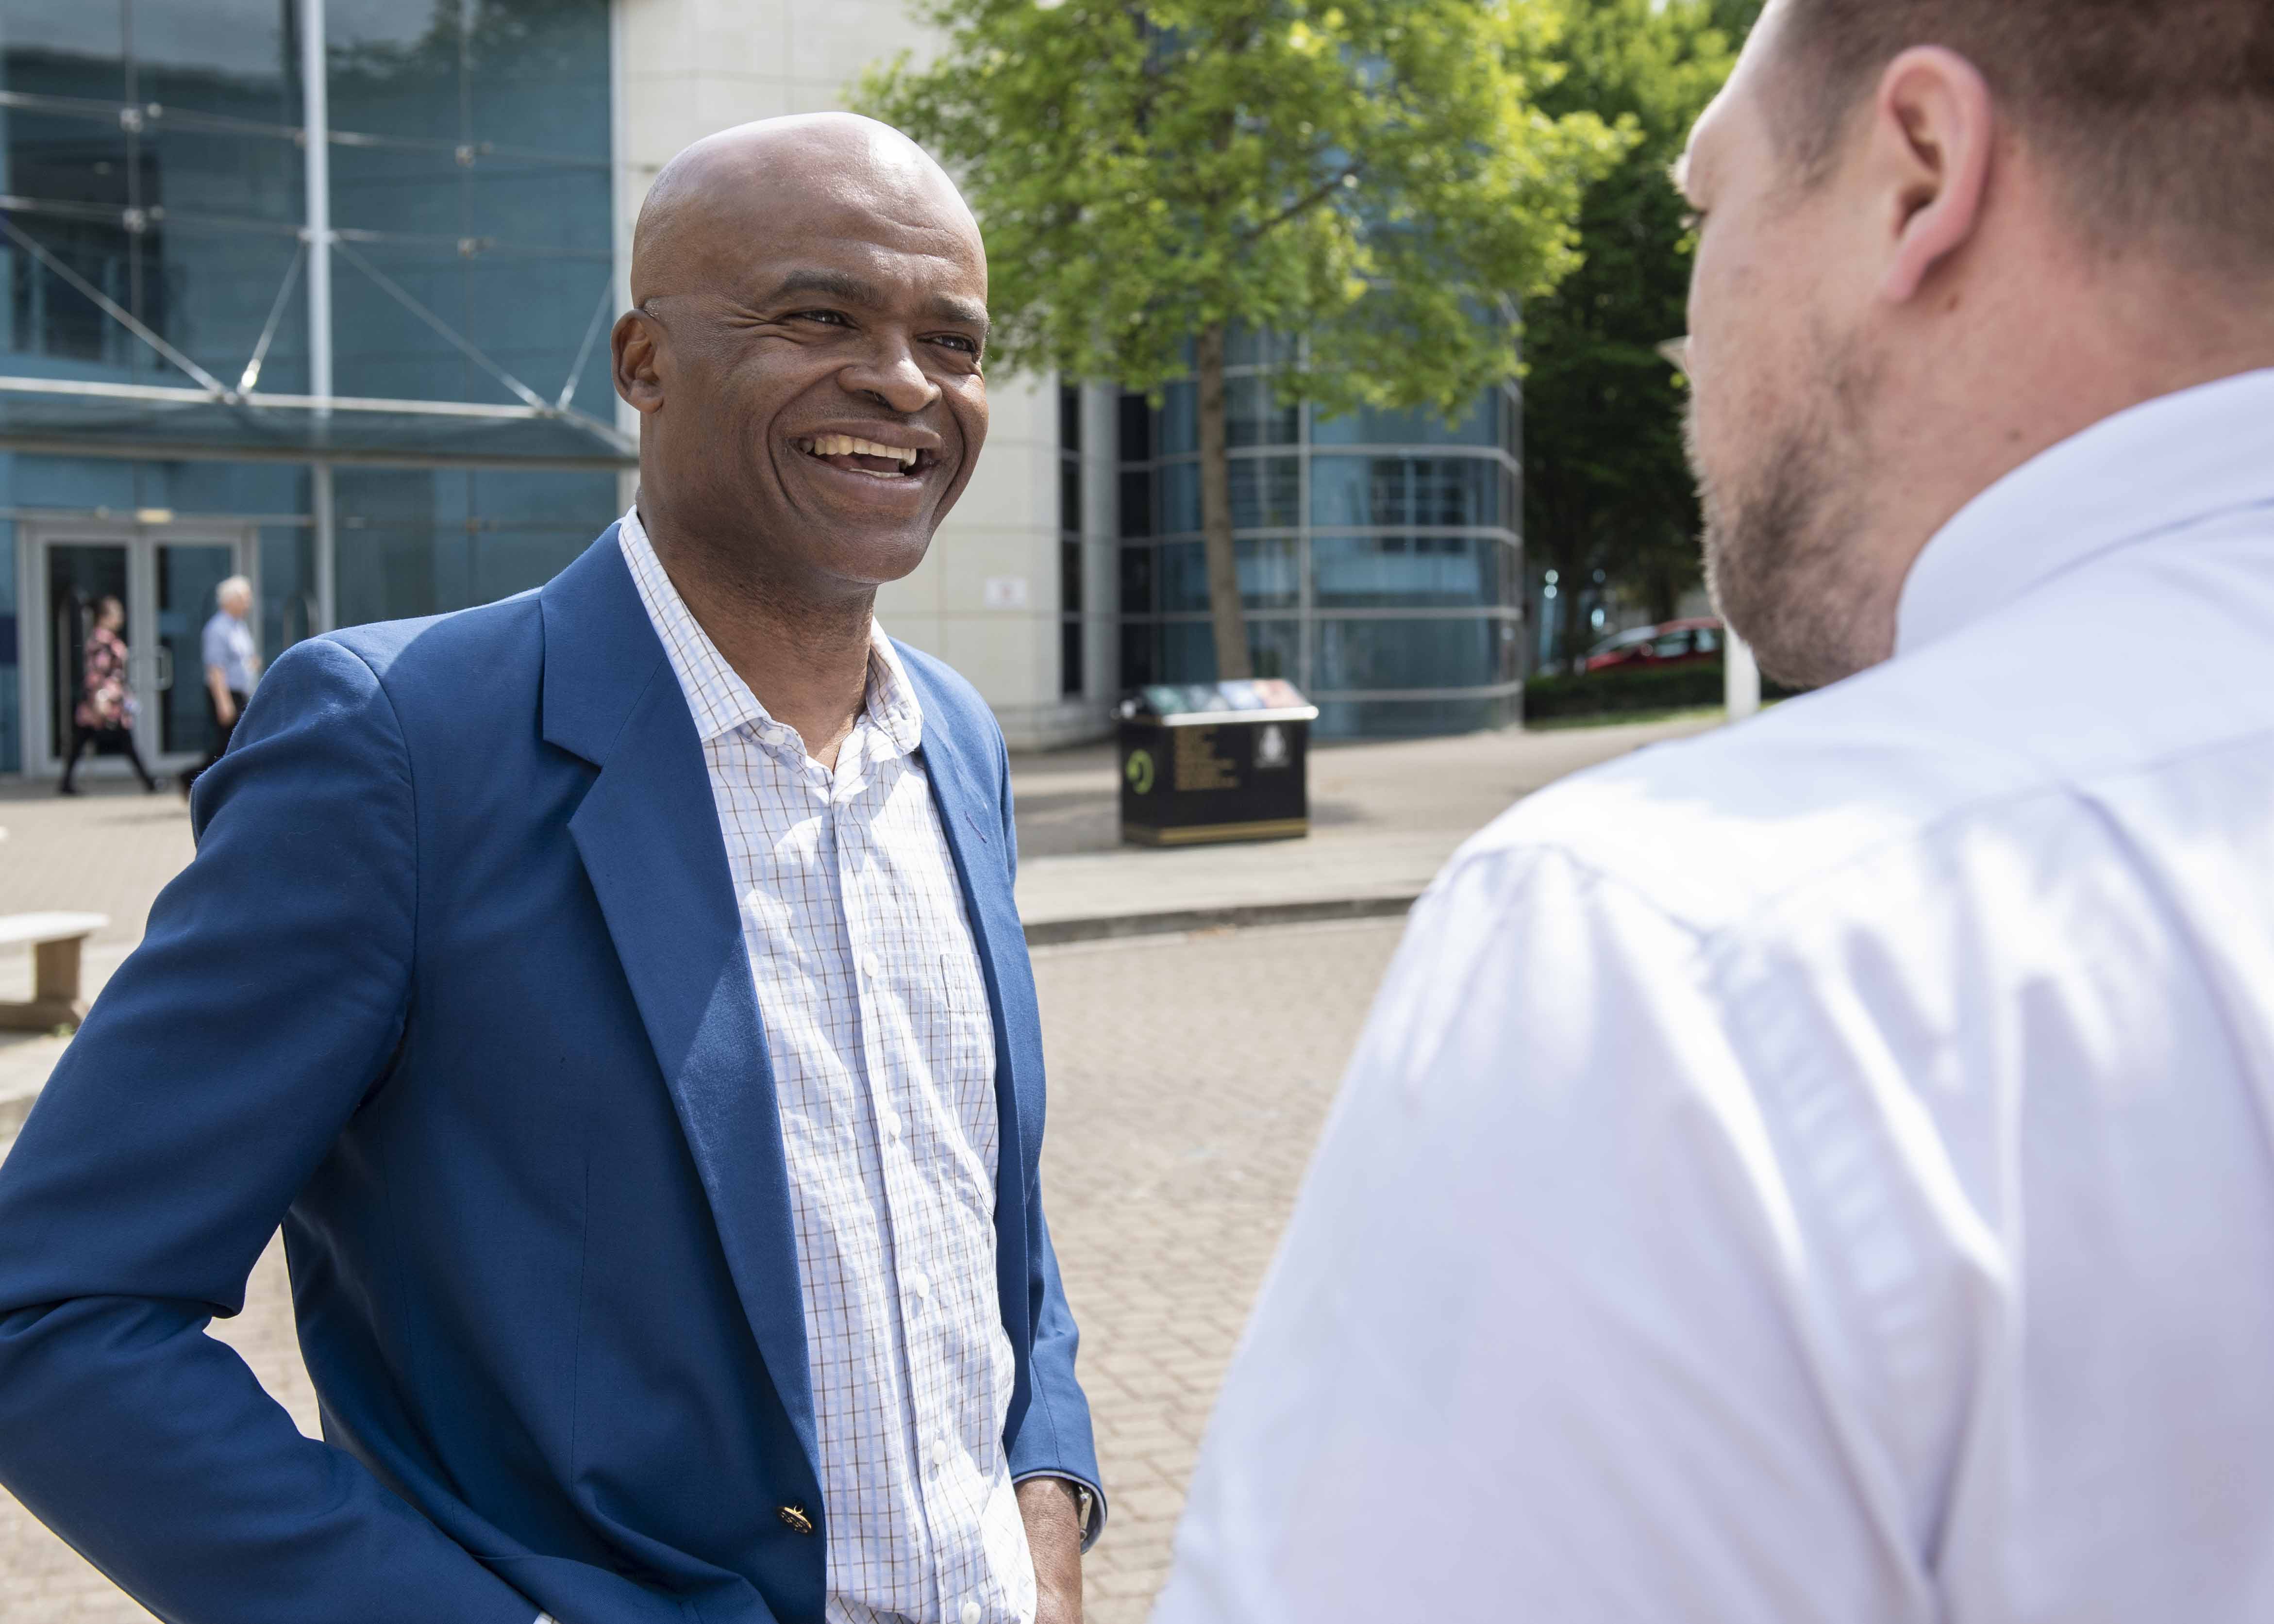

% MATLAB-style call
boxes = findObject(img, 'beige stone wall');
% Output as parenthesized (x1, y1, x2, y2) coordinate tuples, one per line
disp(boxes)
(611, 0, 1114, 748)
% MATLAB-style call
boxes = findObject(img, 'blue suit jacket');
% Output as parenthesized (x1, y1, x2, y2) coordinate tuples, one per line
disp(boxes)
(0, 528, 1100, 1624)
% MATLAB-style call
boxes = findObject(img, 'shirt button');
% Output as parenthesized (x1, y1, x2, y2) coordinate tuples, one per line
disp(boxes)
(908, 1271, 930, 1300)
(880, 1109, 903, 1141)
(960, 1602, 982, 1624)
(930, 1436, 952, 1468)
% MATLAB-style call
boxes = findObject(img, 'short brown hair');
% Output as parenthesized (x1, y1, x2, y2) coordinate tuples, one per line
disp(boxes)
(1769, 0, 2274, 276)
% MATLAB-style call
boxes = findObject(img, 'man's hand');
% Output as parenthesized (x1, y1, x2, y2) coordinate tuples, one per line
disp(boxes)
(1018, 1476, 1084, 1624)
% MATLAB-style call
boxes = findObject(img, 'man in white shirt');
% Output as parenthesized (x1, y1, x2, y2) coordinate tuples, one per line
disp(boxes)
(1156, 1, 2274, 1620)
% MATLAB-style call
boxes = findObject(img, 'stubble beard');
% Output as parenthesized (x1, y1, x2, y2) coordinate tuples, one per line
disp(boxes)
(1687, 331, 1894, 692)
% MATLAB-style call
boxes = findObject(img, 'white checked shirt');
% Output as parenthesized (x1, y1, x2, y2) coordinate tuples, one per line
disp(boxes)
(619, 509, 1035, 1624)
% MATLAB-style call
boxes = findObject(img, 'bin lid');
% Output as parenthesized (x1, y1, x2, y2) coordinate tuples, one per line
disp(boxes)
(1117, 679, 1319, 725)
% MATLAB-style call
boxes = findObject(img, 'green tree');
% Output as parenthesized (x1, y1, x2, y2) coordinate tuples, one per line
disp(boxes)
(1522, 0, 1740, 666)
(861, 0, 1620, 680)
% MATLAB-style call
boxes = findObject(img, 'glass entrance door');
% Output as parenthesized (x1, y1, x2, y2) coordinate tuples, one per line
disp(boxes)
(44, 543, 133, 770)
(155, 544, 241, 760)
(25, 528, 256, 779)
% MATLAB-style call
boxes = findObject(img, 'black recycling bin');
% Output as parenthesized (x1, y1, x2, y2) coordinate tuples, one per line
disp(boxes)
(1116, 680, 1318, 846)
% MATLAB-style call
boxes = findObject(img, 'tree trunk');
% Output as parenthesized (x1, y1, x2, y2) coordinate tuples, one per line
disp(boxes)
(1195, 321, 1252, 681)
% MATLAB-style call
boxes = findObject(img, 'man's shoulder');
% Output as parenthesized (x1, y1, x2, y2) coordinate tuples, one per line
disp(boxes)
(320, 590, 545, 685)
(1458, 661, 2063, 940)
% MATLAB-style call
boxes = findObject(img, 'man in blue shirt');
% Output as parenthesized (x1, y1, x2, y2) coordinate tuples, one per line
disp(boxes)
(185, 574, 259, 793)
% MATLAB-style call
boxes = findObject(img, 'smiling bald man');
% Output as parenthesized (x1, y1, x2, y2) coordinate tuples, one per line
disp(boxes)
(0, 115, 1102, 1624)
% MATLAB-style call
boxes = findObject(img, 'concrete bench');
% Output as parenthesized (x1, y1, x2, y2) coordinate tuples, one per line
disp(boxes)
(0, 912, 111, 1032)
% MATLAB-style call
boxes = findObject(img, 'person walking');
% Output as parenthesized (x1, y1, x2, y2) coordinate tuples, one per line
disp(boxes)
(181, 573, 260, 795)
(0, 115, 1100, 1624)
(59, 594, 160, 795)
(1158, 1, 2274, 1621)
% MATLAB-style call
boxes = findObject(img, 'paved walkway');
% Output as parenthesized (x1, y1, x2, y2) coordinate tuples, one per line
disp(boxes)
(0, 918, 1406, 1622)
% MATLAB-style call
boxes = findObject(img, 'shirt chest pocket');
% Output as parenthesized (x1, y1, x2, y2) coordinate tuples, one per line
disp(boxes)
(922, 949, 1000, 1172)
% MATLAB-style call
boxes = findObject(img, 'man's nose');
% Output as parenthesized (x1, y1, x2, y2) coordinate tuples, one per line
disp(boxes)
(842, 336, 939, 415)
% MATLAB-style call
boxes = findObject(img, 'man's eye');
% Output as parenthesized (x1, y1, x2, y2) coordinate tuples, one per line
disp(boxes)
(932, 334, 980, 355)
(792, 310, 852, 327)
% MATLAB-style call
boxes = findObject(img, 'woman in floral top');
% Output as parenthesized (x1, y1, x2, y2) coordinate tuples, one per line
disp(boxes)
(60, 596, 160, 795)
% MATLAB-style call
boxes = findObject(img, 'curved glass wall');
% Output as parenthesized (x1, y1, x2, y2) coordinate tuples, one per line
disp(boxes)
(1116, 335, 1523, 738)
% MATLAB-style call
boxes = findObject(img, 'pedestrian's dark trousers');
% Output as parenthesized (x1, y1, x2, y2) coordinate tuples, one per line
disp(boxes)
(182, 689, 248, 794)
(61, 724, 159, 792)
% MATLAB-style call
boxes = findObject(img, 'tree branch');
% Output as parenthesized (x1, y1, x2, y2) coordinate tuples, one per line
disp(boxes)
(1241, 164, 1361, 244)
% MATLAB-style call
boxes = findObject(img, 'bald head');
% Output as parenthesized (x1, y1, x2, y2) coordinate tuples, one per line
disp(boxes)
(611, 113, 994, 607)
(632, 114, 981, 307)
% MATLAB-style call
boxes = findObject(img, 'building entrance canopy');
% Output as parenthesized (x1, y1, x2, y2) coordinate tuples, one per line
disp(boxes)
(0, 376, 635, 470)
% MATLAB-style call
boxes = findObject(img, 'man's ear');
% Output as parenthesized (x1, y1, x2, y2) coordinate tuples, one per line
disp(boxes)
(612, 308, 668, 414)
(1870, 46, 1996, 305)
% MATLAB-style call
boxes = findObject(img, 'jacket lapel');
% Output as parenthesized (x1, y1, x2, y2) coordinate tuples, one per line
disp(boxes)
(900, 655, 1037, 1381)
(540, 530, 818, 1477)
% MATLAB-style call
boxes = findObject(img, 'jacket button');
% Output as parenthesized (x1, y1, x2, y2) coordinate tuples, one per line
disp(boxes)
(777, 1504, 815, 1535)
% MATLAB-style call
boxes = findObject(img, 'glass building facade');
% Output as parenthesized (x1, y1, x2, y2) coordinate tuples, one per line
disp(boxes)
(1115, 331, 1524, 738)
(0, 0, 626, 777)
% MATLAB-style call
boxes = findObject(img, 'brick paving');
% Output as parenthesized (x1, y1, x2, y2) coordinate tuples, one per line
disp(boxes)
(0, 715, 1718, 1616)
(0, 917, 1404, 1622)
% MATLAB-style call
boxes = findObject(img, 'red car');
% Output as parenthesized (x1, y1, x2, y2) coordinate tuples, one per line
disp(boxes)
(1580, 617, 1725, 674)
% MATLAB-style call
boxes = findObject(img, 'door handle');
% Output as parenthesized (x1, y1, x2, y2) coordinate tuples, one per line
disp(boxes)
(155, 644, 174, 692)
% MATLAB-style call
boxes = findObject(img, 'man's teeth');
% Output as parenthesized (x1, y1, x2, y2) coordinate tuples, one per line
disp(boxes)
(801, 433, 920, 465)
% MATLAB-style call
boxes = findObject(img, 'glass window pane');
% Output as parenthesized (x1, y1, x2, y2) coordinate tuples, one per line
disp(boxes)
(1059, 536, 1082, 613)
(1059, 456, 1081, 533)
(1118, 390, 1150, 461)
(1119, 469, 1152, 537)
(1118, 544, 1154, 613)
(1158, 380, 1196, 456)
(1058, 382, 1080, 452)
(3, 107, 133, 211)
(1143, 616, 1298, 685)
(150, 223, 307, 387)
(1059, 618, 1083, 698)
(146, 126, 303, 223)
(134, 0, 296, 124)
(1316, 617, 1499, 691)
(468, 159, 613, 256)
(1154, 537, 1295, 612)
(329, 2, 461, 145)
(1310, 455, 1500, 528)
(1157, 460, 1199, 534)
(1313, 395, 1496, 447)
(1313, 535, 1504, 609)
(3, 220, 136, 366)
(468, 0, 609, 159)
(1226, 374, 1298, 448)
(1228, 455, 1298, 529)
(1158, 540, 1207, 612)
(2, 1, 128, 102)
(1239, 536, 1298, 609)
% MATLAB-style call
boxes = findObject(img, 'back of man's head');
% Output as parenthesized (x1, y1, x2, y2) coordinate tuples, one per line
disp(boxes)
(1676, 0, 2274, 690)
(1772, 0, 2274, 280)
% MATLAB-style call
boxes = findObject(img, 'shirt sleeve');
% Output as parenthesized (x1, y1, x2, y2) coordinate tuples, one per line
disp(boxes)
(1152, 842, 1935, 1624)
(201, 613, 228, 675)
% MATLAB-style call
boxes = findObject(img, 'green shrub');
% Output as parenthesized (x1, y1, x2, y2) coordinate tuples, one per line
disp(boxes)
(1524, 662, 1726, 721)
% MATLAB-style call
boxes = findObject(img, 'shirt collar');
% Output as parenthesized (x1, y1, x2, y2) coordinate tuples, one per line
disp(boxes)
(1896, 366, 2274, 656)
(617, 504, 923, 758)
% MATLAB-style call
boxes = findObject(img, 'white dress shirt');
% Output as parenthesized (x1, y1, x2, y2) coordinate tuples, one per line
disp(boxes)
(619, 510, 1034, 1624)
(1155, 368, 2274, 1624)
